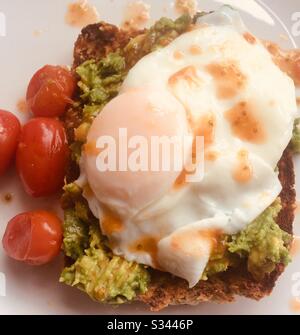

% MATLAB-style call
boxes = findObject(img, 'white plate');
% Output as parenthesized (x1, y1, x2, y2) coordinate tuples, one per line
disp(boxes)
(0, 0, 299, 315)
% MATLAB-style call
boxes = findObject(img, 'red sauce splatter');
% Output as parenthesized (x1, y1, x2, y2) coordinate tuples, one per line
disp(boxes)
(225, 101, 266, 144)
(65, 0, 100, 28)
(243, 32, 256, 45)
(206, 62, 246, 100)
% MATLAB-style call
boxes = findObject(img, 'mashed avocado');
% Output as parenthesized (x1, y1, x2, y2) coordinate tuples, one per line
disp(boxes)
(62, 209, 89, 260)
(60, 217, 149, 303)
(291, 118, 300, 154)
(203, 199, 292, 280)
(60, 185, 150, 303)
(124, 14, 192, 68)
(228, 199, 292, 279)
(202, 236, 237, 280)
(76, 53, 126, 118)
(70, 53, 126, 163)
(61, 15, 293, 303)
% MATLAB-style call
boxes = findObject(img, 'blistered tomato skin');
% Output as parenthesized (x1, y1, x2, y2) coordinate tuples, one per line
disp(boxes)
(16, 118, 69, 197)
(0, 110, 21, 176)
(2, 211, 63, 265)
(26, 65, 76, 117)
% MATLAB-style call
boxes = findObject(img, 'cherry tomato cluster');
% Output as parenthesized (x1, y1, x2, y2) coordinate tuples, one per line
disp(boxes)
(1, 65, 76, 265)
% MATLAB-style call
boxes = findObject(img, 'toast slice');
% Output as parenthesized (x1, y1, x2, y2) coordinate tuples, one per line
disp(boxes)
(65, 21, 296, 311)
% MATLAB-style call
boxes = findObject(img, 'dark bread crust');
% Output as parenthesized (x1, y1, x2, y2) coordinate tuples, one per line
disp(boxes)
(73, 22, 144, 68)
(72, 23, 296, 311)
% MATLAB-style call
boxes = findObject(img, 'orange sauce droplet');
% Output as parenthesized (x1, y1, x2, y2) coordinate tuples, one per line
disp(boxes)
(206, 62, 246, 99)
(83, 184, 94, 197)
(232, 150, 253, 184)
(296, 97, 300, 107)
(174, 113, 216, 189)
(264, 41, 300, 86)
(169, 66, 202, 89)
(205, 150, 219, 161)
(290, 298, 300, 313)
(225, 102, 266, 144)
(194, 113, 216, 146)
(243, 32, 256, 45)
(121, 0, 150, 31)
(174, 170, 187, 189)
(189, 45, 202, 55)
(101, 208, 124, 236)
(17, 98, 28, 114)
(130, 236, 158, 266)
(173, 50, 185, 60)
(65, 0, 100, 28)
(84, 140, 100, 156)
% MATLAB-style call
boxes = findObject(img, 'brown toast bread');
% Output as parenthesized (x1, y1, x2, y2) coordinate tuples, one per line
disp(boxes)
(69, 22, 296, 311)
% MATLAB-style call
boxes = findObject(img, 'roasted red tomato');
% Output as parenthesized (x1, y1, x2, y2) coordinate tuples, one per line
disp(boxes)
(2, 210, 63, 265)
(16, 118, 69, 197)
(0, 110, 21, 176)
(26, 65, 76, 117)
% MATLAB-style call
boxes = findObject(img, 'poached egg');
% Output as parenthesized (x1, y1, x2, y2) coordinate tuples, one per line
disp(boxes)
(77, 6, 297, 287)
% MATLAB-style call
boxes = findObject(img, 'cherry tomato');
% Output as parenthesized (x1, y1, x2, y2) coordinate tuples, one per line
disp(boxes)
(16, 118, 69, 197)
(2, 210, 63, 265)
(26, 65, 76, 117)
(0, 110, 21, 176)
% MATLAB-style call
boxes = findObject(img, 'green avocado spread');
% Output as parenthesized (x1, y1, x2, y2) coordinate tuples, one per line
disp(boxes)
(60, 184, 150, 303)
(60, 214, 149, 303)
(291, 118, 300, 154)
(61, 15, 294, 304)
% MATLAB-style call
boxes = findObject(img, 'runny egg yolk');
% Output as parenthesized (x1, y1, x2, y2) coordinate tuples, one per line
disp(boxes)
(84, 88, 190, 218)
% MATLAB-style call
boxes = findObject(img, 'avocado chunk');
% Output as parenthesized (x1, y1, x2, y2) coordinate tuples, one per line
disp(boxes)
(291, 118, 300, 154)
(60, 211, 150, 303)
(228, 199, 292, 280)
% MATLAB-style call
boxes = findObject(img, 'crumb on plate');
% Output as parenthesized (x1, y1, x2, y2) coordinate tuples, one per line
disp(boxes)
(17, 98, 29, 114)
(3, 193, 13, 203)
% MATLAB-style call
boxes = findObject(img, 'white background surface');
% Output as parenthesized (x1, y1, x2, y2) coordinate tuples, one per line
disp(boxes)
(0, 0, 299, 315)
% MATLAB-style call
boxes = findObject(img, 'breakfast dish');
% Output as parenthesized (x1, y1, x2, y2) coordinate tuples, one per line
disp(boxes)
(1, 4, 300, 313)
(60, 6, 299, 310)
